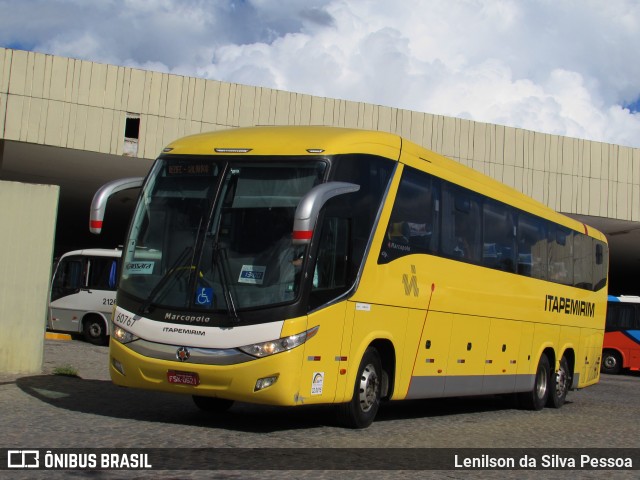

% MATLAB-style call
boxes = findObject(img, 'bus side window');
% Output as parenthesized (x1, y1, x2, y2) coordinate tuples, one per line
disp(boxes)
(573, 234, 593, 290)
(482, 200, 516, 272)
(548, 226, 573, 285)
(378, 166, 439, 264)
(605, 305, 617, 332)
(593, 241, 608, 291)
(51, 258, 83, 301)
(442, 184, 481, 263)
(606, 304, 635, 332)
(109, 260, 118, 289)
(88, 257, 119, 291)
(516, 214, 547, 279)
(309, 216, 350, 310)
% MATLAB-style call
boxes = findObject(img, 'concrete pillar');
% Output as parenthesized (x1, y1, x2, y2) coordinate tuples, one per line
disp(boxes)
(0, 180, 58, 374)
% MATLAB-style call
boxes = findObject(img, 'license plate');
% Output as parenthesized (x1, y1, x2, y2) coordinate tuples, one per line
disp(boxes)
(167, 370, 200, 386)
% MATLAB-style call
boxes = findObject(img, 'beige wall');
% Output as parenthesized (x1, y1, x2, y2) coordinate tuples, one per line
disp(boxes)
(0, 46, 639, 221)
(0, 180, 59, 374)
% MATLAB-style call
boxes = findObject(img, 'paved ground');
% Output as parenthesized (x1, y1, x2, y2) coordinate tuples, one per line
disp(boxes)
(1, 337, 639, 479)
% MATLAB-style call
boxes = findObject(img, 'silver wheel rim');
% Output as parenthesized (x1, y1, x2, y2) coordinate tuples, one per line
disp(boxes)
(535, 364, 547, 399)
(555, 366, 568, 398)
(89, 323, 101, 337)
(358, 363, 379, 413)
(604, 355, 617, 369)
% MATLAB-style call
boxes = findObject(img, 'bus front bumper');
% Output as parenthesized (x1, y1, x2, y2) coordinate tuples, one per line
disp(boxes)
(109, 338, 304, 406)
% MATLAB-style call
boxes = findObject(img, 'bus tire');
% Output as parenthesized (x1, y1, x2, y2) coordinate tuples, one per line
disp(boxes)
(518, 354, 550, 410)
(547, 355, 570, 408)
(83, 316, 108, 346)
(601, 350, 622, 375)
(336, 347, 381, 429)
(192, 395, 234, 413)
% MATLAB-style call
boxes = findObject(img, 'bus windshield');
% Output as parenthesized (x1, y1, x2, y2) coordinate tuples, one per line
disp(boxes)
(120, 156, 327, 313)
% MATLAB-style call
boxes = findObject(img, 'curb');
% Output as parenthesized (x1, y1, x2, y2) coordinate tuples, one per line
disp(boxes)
(45, 332, 72, 341)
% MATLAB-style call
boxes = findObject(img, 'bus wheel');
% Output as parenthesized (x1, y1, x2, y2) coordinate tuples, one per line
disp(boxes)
(83, 316, 108, 346)
(337, 347, 381, 429)
(547, 355, 570, 408)
(518, 354, 550, 410)
(601, 350, 622, 375)
(192, 395, 234, 413)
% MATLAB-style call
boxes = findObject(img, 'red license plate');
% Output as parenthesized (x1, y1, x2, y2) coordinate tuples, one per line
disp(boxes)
(167, 370, 200, 386)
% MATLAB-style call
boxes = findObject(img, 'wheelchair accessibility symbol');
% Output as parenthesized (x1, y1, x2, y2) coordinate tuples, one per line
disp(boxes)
(195, 287, 213, 307)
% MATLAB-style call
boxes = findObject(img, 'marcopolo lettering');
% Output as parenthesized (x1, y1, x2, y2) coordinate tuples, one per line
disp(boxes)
(544, 294, 595, 317)
(164, 312, 211, 324)
(387, 241, 411, 252)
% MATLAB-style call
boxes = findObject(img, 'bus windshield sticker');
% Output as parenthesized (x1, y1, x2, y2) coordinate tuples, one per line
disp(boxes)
(195, 287, 213, 307)
(238, 265, 266, 285)
(123, 261, 154, 275)
(311, 372, 324, 395)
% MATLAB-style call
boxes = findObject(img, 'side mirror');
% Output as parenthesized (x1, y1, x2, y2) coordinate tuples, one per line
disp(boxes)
(292, 182, 360, 245)
(90, 177, 144, 234)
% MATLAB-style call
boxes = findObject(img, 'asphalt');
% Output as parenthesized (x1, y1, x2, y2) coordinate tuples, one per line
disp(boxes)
(0, 334, 110, 383)
(2, 336, 639, 480)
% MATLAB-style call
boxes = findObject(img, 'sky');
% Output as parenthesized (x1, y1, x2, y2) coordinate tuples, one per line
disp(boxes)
(2, 0, 640, 148)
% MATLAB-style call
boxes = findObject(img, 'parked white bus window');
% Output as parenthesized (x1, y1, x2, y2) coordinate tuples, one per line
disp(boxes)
(48, 248, 121, 345)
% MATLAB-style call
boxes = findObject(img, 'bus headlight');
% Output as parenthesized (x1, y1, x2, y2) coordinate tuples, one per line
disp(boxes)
(112, 323, 139, 344)
(238, 326, 319, 358)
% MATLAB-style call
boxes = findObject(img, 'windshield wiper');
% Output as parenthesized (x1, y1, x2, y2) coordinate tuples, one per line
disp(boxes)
(139, 246, 193, 314)
(213, 241, 239, 324)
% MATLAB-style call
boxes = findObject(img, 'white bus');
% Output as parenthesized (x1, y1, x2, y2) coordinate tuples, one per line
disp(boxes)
(47, 248, 121, 345)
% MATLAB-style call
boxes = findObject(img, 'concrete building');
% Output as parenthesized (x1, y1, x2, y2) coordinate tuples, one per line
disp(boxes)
(1, 46, 639, 369)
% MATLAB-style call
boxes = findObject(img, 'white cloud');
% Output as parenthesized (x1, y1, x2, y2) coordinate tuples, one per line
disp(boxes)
(1, 0, 639, 147)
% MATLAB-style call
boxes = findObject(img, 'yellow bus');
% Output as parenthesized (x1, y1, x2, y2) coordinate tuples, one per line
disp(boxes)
(91, 126, 608, 428)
